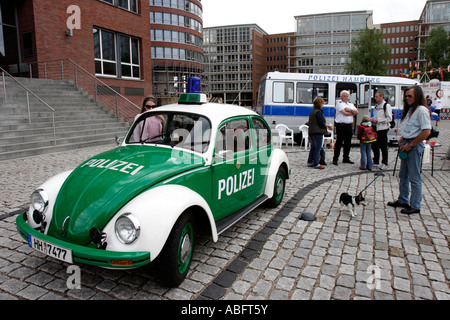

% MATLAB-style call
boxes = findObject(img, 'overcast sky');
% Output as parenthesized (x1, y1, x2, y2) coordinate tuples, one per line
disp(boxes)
(201, 0, 428, 34)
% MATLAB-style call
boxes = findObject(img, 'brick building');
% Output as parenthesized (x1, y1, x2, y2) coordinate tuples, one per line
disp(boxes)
(264, 33, 294, 73)
(1, 0, 153, 110)
(381, 21, 420, 77)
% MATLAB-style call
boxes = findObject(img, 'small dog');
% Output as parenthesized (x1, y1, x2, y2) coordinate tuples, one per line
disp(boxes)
(339, 192, 366, 217)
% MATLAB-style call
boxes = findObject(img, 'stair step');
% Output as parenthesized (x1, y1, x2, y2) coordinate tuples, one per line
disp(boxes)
(0, 76, 135, 161)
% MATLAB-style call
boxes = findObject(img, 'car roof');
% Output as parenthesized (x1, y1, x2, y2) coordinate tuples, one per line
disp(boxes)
(155, 102, 258, 127)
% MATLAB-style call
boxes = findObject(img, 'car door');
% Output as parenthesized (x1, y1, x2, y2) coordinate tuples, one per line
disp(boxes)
(211, 117, 258, 221)
(251, 116, 272, 195)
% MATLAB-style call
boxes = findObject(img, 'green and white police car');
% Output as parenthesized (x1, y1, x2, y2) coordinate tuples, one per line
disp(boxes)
(16, 82, 290, 287)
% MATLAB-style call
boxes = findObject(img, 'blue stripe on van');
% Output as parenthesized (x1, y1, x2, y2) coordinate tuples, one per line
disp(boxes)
(264, 105, 335, 117)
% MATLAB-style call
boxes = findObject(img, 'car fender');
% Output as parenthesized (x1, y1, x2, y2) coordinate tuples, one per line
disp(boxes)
(264, 148, 290, 198)
(102, 184, 217, 260)
(26, 170, 73, 231)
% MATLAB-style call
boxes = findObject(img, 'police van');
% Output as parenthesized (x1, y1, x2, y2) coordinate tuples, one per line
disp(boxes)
(257, 72, 421, 144)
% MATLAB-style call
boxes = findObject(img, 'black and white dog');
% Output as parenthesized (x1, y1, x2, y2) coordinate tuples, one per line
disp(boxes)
(339, 192, 366, 217)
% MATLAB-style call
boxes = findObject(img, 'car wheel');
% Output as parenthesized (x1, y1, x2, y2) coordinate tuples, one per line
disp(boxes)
(266, 166, 286, 208)
(156, 211, 195, 287)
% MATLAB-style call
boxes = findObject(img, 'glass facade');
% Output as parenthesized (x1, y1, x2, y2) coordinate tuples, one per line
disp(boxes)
(290, 11, 372, 74)
(150, 0, 204, 100)
(203, 24, 267, 106)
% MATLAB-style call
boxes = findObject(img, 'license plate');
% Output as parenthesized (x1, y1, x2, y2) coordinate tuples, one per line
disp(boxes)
(28, 234, 73, 264)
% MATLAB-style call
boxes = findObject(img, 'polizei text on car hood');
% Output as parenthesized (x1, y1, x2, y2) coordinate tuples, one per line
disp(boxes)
(47, 146, 205, 245)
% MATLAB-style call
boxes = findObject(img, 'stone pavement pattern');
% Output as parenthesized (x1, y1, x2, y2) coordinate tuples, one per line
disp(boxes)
(0, 125, 449, 300)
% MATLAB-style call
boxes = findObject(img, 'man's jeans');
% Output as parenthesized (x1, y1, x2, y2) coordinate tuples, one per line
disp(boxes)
(398, 140, 424, 210)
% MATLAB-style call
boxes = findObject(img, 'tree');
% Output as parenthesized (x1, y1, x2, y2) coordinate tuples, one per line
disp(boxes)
(345, 28, 391, 76)
(422, 26, 450, 81)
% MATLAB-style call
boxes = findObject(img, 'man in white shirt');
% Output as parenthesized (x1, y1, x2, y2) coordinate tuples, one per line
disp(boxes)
(434, 97, 441, 117)
(371, 91, 392, 170)
(333, 90, 358, 165)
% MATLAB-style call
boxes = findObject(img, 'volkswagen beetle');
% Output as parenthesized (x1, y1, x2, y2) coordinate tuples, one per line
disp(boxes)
(16, 87, 290, 287)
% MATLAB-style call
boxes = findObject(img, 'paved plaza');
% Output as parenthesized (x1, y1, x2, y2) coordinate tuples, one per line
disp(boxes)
(0, 123, 449, 301)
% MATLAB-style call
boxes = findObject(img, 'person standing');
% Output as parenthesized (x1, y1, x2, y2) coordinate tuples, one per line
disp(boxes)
(357, 115, 376, 171)
(370, 91, 392, 170)
(307, 98, 333, 169)
(434, 97, 442, 117)
(333, 90, 358, 165)
(387, 86, 431, 215)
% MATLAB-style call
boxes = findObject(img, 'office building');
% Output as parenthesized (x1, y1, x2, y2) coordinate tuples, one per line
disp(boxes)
(203, 24, 267, 107)
(418, 0, 450, 70)
(289, 11, 373, 74)
(381, 21, 420, 77)
(149, 0, 205, 102)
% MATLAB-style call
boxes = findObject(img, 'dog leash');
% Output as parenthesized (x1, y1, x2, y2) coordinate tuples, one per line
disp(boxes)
(359, 172, 385, 194)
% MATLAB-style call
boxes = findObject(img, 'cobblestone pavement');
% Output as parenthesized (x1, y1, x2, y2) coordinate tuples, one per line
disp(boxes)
(0, 123, 449, 300)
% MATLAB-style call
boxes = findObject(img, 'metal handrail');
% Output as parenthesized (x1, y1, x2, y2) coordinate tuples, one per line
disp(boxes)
(1, 67, 57, 146)
(26, 59, 139, 122)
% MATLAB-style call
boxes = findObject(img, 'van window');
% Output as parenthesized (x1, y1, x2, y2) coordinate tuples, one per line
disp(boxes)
(364, 85, 396, 107)
(273, 82, 294, 103)
(296, 83, 329, 104)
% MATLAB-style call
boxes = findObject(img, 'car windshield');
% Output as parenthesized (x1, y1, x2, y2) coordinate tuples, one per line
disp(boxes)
(126, 112, 212, 153)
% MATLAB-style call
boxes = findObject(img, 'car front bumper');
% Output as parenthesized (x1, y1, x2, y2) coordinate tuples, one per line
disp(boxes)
(16, 212, 150, 269)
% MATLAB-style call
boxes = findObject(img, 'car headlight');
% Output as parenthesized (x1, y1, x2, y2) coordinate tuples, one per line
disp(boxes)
(30, 189, 49, 214)
(115, 213, 140, 244)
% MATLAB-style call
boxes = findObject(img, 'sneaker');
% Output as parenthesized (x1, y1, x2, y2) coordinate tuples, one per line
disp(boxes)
(319, 160, 327, 166)
(359, 166, 366, 170)
(315, 165, 325, 170)
(307, 163, 314, 167)
(379, 164, 387, 170)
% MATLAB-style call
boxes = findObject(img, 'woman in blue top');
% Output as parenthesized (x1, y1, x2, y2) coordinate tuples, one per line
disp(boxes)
(387, 86, 431, 215)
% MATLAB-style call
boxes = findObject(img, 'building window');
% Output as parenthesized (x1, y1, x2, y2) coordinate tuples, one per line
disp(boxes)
(94, 28, 141, 79)
(100, 0, 138, 13)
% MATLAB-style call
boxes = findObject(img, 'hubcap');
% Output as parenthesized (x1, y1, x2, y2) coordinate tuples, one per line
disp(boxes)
(178, 223, 193, 273)
(180, 233, 192, 264)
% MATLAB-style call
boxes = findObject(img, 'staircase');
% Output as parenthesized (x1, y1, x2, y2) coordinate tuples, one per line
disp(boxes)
(0, 77, 130, 161)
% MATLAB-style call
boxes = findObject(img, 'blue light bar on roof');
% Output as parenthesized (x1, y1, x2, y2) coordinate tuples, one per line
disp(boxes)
(178, 77, 207, 104)
(187, 77, 201, 93)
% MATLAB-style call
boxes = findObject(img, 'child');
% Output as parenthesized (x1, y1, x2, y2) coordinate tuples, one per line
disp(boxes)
(357, 115, 377, 171)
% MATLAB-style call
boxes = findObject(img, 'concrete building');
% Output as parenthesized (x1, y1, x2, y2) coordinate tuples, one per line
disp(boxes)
(418, 0, 450, 70)
(203, 24, 267, 107)
(289, 11, 373, 74)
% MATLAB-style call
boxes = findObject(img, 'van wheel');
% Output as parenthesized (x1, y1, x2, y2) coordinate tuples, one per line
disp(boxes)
(155, 211, 195, 287)
(266, 166, 286, 208)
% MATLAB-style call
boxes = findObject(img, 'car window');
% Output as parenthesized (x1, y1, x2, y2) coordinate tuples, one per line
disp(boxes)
(215, 118, 251, 156)
(252, 117, 271, 148)
(127, 112, 211, 153)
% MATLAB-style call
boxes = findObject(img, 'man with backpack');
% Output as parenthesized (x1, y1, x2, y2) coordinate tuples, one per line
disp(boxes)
(370, 91, 393, 170)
